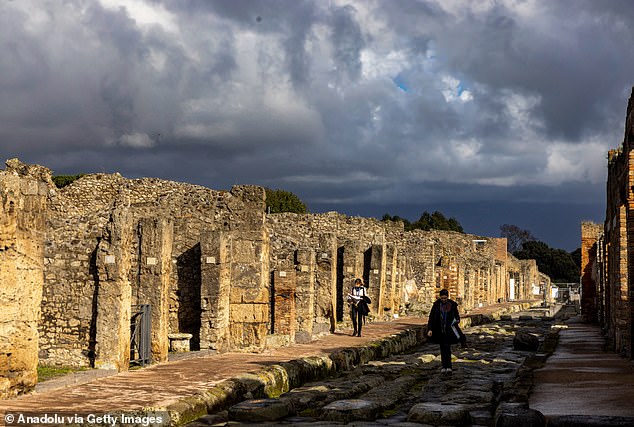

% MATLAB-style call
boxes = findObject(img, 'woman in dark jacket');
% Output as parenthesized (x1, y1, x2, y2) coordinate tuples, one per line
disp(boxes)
(427, 289, 461, 374)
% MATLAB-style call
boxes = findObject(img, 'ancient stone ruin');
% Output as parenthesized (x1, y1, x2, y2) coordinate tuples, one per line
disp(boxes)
(582, 86, 634, 359)
(0, 158, 550, 398)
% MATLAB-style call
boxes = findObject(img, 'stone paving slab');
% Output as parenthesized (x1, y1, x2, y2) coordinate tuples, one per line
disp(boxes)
(192, 310, 555, 426)
(529, 315, 634, 419)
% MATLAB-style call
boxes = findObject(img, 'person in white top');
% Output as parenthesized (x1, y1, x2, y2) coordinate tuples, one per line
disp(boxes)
(347, 278, 369, 337)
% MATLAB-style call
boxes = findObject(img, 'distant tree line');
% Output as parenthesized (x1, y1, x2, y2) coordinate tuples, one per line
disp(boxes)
(52, 174, 86, 188)
(381, 211, 464, 233)
(500, 224, 581, 283)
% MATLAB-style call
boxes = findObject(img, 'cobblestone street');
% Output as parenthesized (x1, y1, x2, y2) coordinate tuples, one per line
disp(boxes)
(190, 312, 558, 426)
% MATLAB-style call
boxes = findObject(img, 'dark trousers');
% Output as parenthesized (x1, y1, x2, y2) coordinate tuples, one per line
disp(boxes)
(351, 305, 363, 335)
(439, 336, 452, 369)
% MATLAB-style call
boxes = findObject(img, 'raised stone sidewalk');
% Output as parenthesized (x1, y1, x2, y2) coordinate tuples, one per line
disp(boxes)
(530, 315, 634, 426)
(0, 301, 538, 426)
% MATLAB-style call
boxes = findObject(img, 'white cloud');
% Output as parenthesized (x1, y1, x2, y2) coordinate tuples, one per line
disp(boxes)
(441, 75, 473, 103)
(543, 140, 607, 185)
(119, 132, 154, 148)
(98, 0, 178, 33)
(361, 49, 410, 80)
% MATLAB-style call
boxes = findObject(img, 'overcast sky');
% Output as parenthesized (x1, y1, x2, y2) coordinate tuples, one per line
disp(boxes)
(2, 0, 632, 251)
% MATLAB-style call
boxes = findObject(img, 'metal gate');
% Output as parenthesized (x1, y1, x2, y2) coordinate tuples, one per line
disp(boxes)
(130, 304, 151, 366)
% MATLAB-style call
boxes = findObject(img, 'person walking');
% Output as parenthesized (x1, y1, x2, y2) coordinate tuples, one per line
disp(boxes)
(347, 278, 369, 337)
(426, 289, 461, 374)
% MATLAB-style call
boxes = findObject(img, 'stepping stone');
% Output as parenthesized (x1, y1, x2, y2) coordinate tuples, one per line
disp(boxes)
(513, 331, 539, 351)
(470, 409, 494, 425)
(495, 402, 545, 427)
(408, 402, 470, 425)
(228, 398, 290, 422)
(321, 399, 380, 423)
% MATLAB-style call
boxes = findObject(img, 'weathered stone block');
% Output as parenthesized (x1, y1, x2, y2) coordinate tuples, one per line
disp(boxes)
(408, 402, 470, 425)
(230, 303, 269, 323)
(494, 402, 545, 427)
(168, 333, 193, 352)
(322, 399, 380, 423)
(229, 283, 268, 304)
(229, 322, 268, 351)
(513, 331, 539, 351)
(229, 398, 291, 422)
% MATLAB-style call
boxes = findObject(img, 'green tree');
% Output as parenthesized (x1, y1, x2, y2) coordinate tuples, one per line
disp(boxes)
(514, 240, 579, 283)
(265, 188, 308, 214)
(52, 174, 86, 188)
(382, 210, 463, 232)
(569, 247, 581, 272)
(412, 210, 464, 232)
(381, 214, 413, 230)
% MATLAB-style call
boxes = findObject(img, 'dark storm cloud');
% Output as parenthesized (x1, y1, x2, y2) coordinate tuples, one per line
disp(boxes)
(1, 0, 631, 249)
(330, 5, 364, 82)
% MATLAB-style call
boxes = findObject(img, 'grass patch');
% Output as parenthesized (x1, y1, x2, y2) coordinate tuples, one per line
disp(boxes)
(37, 365, 88, 382)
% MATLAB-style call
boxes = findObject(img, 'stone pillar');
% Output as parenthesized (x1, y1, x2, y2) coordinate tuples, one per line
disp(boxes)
(381, 245, 397, 320)
(314, 233, 336, 334)
(342, 240, 361, 293)
(0, 161, 49, 397)
(94, 203, 133, 371)
(368, 244, 386, 317)
(137, 217, 173, 363)
(272, 262, 296, 344)
(393, 256, 406, 314)
(581, 222, 603, 322)
(494, 238, 508, 303)
(199, 231, 231, 351)
(228, 230, 270, 352)
(437, 257, 459, 298)
(295, 248, 315, 343)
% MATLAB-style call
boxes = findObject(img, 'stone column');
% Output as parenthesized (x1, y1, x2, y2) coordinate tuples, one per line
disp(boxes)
(272, 262, 296, 344)
(137, 217, 173, 363)
(199, 231, 231, 352)
(0, 162, 49, 397)
(341, 240, 361, 294)
(581, 222, 603, 322)
(393, 256, 406, 315)
(228, 230, 270, 352)
(94, 203, 133, 371)
(382, 245, 397, 319)
(314, 233, 336, 334)
(367, 244, 386, 317)
(295, 248, 315, 343)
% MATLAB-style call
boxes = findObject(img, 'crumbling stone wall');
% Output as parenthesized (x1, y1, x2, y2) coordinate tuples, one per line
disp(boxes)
(0, 159, 51, 397)
(267, 213, 536, 346)
(507, 255, 543, 301)
(399, 231, 509, 314)
(600, 86, 634, 358)
(40, 172, 266, 368)
(267, 213, 386, 336)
